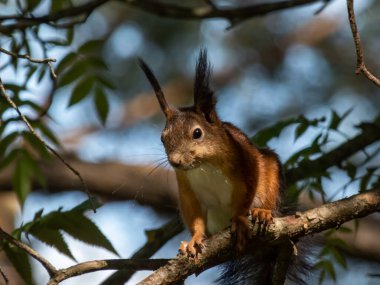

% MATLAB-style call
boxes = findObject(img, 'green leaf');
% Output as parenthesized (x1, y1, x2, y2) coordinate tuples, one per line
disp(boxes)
(68, 76, 93, 106)
(94, 87, 109, 125)
(22, 131, 50, 159)
(58, 212, 118, 256)
(96, 75, 116, 90)
(0, 132, 19, 158)
(29, 227, 75, 260)
(331, 247, 347, 269)
(58, 60, 87, 87)
(56, 52, 77, 74)
(27, 0, 41, 11)
(34, 122, 60, 146)
(3, 243, 33, 285)
(71, 198, 102, 213)
(329, 110, 341, 130)
(12, 155, 32, 206)
(252, 116, 303, 147)
(78, 40, 104, 54)
(359, 167, 377, 192)
(19, 148, 46, 187)
(50, 0, 71, 13)
(0, 148, 19, 170)
(344, 163, 357, 180)
(294, 122, 308, 141)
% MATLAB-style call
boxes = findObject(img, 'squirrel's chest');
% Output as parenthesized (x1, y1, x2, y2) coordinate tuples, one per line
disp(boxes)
(185, 164, 233, 207)
(184, 164, 234, 234)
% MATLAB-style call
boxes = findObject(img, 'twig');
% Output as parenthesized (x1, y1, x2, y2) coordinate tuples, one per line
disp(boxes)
(0, 78, 96, 212)
(0, 227, 57, 277)
(0, 266, 9, 285)
(0, 47, 56, 64)
(0, 47, 57, 79)
(347, 0, 380, 87)
(47, 259, 168, 285)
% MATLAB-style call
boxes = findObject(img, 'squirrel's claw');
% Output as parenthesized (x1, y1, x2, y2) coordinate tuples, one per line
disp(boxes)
(179, 234, 204, 257)
(251, 208, 273, 225)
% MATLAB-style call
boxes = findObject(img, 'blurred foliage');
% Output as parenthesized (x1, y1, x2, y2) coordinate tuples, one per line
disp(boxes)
(0, 199, 116, 285)
(0, 0, 380, 284)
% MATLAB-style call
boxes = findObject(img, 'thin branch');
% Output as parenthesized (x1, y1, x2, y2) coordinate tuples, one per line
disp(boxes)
(0, 47, 56, 64)
(0, 47, 57, 79)
(47, 259, 168, 285)
(346, 0, 380, 87)
(101, 216, 184, 285)
(0, 266, 9, 285)
(139, 190, 380, 285)
(0, 227, 57, 277)
(0, 78, 95, 212)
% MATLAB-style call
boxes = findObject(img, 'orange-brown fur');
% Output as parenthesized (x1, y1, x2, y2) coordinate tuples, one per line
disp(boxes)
(139, 50, 282, 255)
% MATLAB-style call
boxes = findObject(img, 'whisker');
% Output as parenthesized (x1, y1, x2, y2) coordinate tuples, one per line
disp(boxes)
(146, 159, 169, 177)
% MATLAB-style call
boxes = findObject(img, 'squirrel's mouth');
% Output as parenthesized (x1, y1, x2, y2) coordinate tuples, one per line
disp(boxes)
(169, 159, 202, 171)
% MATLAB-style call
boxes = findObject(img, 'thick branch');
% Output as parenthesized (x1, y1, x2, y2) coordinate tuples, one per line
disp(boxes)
(139, 190, 380, 285)
(346, 0, 380, 87)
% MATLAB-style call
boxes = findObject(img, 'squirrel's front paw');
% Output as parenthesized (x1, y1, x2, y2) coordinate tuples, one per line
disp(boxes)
(250, 208, 273, 225)
(231, 215, 251, 251)
(179, 234, 204, 257)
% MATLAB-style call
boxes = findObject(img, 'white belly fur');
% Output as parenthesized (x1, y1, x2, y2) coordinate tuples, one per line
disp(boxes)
(185, 164, 233, 234)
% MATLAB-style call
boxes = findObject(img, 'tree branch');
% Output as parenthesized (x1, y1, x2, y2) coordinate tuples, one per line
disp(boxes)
(47, 259, 168, 285)
(2, 190, 379, 285)
(139, 189, 380, 285)
(0, 0, 324, 33)
(346, 0, 380, 87)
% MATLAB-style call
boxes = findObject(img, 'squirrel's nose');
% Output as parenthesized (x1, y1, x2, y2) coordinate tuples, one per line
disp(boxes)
(169, 153, 182, 168)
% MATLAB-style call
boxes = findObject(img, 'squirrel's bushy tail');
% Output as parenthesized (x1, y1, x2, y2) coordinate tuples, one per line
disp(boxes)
(218, 239, 312, 285)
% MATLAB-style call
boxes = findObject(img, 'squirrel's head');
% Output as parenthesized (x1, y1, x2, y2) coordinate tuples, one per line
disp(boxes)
(139, 50, 228, 170)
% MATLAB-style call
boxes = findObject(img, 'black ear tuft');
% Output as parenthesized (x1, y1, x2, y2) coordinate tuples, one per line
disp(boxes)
(193, 49, 218, 123)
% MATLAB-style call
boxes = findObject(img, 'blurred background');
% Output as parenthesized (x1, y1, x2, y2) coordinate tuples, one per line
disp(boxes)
(0, 0, 380, 284)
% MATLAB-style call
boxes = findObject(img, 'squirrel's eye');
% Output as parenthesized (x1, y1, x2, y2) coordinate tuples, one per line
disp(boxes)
(160, 134, 164, 143)
(192, 128, 202, 140)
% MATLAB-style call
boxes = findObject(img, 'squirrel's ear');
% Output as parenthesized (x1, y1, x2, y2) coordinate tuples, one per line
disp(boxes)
(193, 49, 219, 123)
(138, 58, 175, 119)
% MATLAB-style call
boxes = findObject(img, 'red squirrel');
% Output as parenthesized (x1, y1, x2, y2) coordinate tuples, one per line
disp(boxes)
(138, 50, 282, 256)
